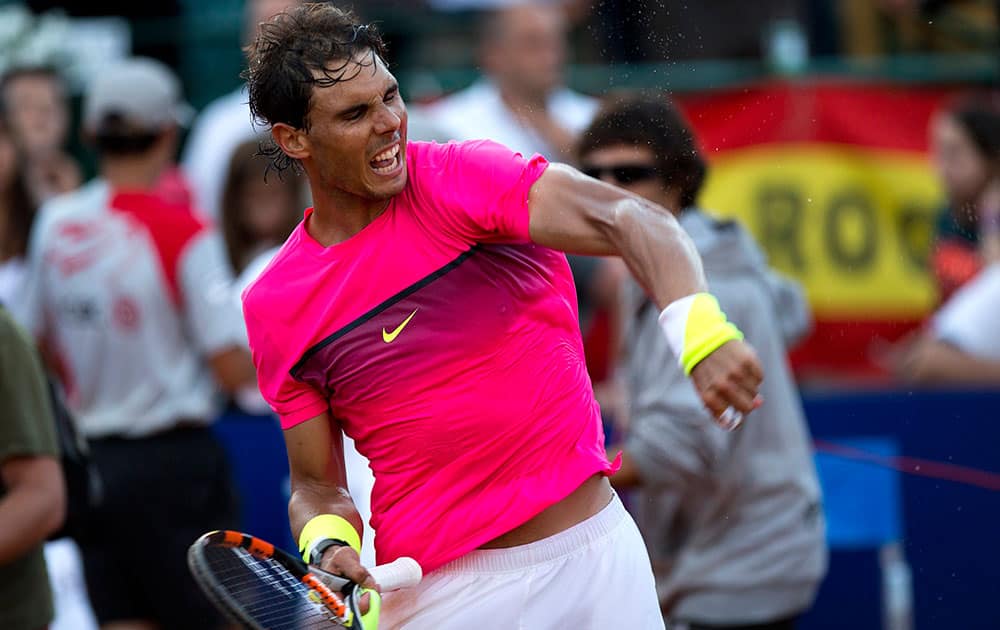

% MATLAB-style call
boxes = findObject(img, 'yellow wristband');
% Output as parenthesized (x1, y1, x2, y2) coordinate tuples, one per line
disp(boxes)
(299, 514, 362, 564)
(659, 292, 744, 375)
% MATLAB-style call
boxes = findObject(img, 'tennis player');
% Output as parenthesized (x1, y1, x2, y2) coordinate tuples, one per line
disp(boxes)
(242, 5, 763, 628)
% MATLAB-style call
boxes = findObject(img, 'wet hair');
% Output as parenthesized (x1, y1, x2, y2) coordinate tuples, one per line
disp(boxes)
(220, 136, 303, 273)
(578, 91, 706, 208)
(0, 118, 37, 259)
(243, 2, 388, 172)
(947, 93, 1000, 165)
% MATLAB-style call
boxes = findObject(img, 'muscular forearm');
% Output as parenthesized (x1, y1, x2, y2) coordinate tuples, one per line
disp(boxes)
(0, 458, 65, 564)
(607, 198, 707, 309)
(284, 415, 365, 552)
(283, 415, 374, 589)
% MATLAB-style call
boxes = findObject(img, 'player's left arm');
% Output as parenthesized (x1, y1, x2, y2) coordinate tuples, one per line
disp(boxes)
(528, 164, 763, 419)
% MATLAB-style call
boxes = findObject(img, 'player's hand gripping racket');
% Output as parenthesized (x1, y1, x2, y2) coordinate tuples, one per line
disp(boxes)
(187, 530, 421, 629)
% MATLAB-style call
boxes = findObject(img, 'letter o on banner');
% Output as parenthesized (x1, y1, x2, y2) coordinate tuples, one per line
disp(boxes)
(825, 190, 878, 271)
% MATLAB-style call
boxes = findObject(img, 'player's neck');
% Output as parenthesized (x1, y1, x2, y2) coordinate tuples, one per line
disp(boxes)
(306, 192, 390, 247)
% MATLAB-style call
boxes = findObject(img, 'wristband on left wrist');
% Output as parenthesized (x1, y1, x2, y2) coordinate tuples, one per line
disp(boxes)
(658, 292, 744, 375)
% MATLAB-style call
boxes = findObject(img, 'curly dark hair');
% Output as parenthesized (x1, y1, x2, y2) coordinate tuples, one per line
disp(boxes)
(578, 91, 706, 209)
(243, 2, 388, 172)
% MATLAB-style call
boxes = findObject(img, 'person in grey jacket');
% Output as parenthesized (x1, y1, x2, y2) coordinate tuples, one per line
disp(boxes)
(579, 93, 827, 630)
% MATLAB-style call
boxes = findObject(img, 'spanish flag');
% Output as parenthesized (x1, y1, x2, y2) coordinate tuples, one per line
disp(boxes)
(679, 81, 954, 380)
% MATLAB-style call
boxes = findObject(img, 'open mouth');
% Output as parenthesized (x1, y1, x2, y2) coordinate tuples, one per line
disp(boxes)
(370, 144, 401, 175)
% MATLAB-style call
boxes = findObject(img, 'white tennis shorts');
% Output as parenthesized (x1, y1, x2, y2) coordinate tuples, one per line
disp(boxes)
(381, 493, 664, 629)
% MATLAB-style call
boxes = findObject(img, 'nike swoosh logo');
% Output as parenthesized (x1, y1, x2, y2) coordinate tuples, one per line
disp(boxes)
(382, 308, 418, 343)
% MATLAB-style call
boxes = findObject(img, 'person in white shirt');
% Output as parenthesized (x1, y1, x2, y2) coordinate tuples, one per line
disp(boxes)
(887, 262, 1000, 384)
(419, 3, 597, 161)
(15, 57, 257, 630)
(887, 176, 1000, 384)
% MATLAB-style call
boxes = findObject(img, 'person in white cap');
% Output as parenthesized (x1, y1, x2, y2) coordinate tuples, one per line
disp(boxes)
(13, 56, 256, 630)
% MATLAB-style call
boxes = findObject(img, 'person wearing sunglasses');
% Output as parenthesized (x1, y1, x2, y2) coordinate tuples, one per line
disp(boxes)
(583, 93, 827, 630)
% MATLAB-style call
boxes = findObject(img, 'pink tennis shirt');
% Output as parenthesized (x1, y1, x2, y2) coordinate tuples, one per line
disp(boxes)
(242, 140, 616, 573)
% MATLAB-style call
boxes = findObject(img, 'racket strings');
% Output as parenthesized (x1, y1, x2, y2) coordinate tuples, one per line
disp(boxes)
(199, 545, 346, 629)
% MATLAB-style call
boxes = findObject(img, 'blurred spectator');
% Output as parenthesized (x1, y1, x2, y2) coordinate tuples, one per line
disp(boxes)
(221, 135, 299, 410)
(0, 306, 65, 630)
(182, 0, 302, 220)
(13, 57, 255, 630)
(889, 261, 1000, 383)
(0, 66, 81, 204)
(220, 136, 304, 276)
(0, 117, 96, 630)
(586, 93, 826, 629)
(420, 3, 597, 161)
(0, 117, 36, 304)
(887, 178, 1000, 384)
(928, 94, 1000, 302)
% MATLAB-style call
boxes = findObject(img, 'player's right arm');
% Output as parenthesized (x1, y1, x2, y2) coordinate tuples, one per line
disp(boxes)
(284, 410, 375, 591)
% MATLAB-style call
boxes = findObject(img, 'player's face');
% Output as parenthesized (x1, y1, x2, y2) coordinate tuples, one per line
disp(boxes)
(579, 145, 673, 210)
(304, 54, 408, 205)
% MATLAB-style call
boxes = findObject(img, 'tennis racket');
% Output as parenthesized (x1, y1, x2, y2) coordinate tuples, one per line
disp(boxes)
(187, 530, 421, 629)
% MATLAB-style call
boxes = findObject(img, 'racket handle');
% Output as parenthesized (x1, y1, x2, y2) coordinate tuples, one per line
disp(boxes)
(369, 557, 422, 591)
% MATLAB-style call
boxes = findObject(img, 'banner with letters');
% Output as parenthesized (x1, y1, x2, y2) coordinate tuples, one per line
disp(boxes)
(677, 82, 956, 380)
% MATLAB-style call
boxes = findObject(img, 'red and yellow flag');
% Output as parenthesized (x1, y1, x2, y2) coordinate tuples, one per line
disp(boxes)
(678, 81, 954, 378)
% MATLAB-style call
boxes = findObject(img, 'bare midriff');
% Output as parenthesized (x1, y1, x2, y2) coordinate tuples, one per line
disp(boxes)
(479, 474, 613, 549)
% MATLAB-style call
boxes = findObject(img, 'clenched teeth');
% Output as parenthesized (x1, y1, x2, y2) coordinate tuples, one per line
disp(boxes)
(372, 145, 399, 163)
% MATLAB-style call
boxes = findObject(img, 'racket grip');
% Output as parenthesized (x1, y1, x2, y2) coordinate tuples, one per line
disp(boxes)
(369, 557, 421, 591)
